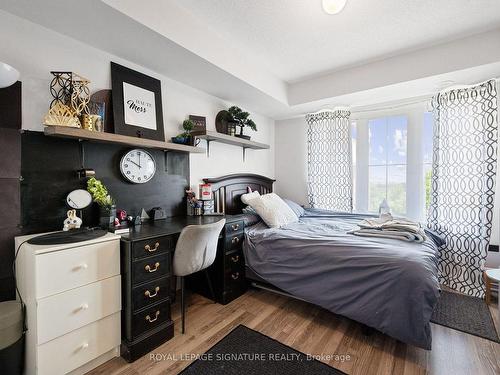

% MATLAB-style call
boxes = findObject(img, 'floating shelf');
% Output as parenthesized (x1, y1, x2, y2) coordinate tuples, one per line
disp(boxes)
(191, 130, 270, 160)
(44, 126, 205, 153)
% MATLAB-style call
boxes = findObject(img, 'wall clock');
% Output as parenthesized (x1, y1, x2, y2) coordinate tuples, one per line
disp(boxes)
(120, 149, 156, 184)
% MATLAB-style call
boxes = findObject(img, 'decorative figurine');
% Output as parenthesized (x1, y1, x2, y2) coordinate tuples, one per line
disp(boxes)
(63, 209, 82, 231)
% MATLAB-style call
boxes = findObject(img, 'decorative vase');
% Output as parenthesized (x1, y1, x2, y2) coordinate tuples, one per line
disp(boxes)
(171, 136, 189, 144)
(99, 205, 116, 228)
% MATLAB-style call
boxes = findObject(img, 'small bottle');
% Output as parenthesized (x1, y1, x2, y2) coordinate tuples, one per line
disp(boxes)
(379, 199, 391, 215)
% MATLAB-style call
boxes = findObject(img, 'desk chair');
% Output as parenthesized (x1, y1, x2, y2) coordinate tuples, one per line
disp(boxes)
(173, 219, 226, 334)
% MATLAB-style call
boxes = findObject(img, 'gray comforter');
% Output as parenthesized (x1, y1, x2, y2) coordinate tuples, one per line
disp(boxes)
(243, 209, 440, 349)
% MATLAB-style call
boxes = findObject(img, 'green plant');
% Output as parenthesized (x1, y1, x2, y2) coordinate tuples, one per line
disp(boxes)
(177, 119, 195, 138)
(87, 177, 114, 208)
(227, 106, 257, 135)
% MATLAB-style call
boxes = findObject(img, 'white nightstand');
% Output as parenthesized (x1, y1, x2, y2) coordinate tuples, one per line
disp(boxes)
(485, 268, 500, 309)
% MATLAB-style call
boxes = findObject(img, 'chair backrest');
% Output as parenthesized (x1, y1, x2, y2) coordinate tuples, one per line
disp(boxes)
(173, 219, 226, 277)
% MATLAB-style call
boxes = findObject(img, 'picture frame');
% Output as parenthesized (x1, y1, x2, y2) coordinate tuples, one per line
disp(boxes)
(110, 62, 165, 141)
(189, 115, 207, 132)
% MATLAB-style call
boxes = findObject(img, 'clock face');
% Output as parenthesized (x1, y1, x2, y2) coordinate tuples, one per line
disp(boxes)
(120, 149, 156, 184)
(66, 189, 92, 209)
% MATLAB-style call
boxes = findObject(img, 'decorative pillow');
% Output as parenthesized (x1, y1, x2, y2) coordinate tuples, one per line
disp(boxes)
(246, 193, 299, 228)
(282, 198, 305, 217)
(241, 213, 261, 227)
(241, 190, 260, 205)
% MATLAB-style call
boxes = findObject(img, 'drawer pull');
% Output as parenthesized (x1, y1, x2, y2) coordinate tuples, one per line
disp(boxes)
(231, 224, 240, 231)
(145, 242, 160, 252)
(73, 263, 88, 271)
(231, 236, 240, 244)
(145, 286, 160, 298)
(80, 342, 89, 350)
(145, 310, 160, 323)
(145, 262, 160, 273)
(231, 255, 240, 263)
(231, 272, 240, 280)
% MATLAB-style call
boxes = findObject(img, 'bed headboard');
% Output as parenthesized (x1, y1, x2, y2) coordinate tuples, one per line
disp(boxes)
(203, 173, 275, 214)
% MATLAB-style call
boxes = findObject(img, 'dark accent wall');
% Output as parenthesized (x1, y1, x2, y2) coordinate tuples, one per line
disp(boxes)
(21, 132, 189, 234)
(0, 82, 22, 302)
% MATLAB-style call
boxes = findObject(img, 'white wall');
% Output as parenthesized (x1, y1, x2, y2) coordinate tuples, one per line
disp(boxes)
(0, 10, 274, 191)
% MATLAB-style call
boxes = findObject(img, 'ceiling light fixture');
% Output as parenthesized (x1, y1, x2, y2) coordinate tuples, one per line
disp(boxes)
(322, 0, 347, 15)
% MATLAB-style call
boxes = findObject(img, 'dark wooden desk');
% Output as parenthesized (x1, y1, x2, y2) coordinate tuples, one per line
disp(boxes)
(119, 215, 246, 362)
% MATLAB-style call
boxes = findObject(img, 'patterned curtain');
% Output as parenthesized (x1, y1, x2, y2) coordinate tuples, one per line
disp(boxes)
(306, 109, 352, 212)
(428, 80, 498, 297)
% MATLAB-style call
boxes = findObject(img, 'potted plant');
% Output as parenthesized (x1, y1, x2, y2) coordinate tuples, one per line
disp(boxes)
(172, 119, 195, 145)
(87, 177, 116, 228)
(227, 106, 257, 140)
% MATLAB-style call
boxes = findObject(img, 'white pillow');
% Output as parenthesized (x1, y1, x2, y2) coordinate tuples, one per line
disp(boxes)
(241, 190, 260, 205)
(246, 193, 298, 228)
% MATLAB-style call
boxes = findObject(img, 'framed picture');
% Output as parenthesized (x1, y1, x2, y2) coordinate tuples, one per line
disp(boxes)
(110, 62, 165, 141)
(189, 115, 207, 132)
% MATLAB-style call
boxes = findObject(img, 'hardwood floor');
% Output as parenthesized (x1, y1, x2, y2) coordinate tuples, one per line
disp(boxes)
(88, 288, 500, 375)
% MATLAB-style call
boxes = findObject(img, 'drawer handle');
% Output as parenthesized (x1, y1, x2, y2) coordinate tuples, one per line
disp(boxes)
(231, 236, 240, 244)
(231, 272, 240, 280)
(145, 286, 160, 298)
(231, 224, 240, 231)
(145, 262, 160, 273)
(145, 242, 160, 252)
(81, 342, 89, 350)
(146, 310, 160, 323)
(231, 255, 240, 263)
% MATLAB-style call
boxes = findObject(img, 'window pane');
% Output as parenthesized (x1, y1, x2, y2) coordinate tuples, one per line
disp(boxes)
(387, 165, 406, 215)
(369, 118, 386, 165)
(369, 166, 386, 212)
(387, 116, 407, 165)
(423, 112, 434, 164)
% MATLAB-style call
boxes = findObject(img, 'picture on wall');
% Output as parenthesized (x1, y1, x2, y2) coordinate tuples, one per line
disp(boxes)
(110, 62, 165, 141)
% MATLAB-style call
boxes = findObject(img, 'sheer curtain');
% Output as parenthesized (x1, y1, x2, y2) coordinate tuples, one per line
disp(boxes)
(306, 109, 353, 212)
(428, 79, 498, 297)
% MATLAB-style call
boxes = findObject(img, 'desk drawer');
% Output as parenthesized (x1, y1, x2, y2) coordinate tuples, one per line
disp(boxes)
(225, 233, 244, 252)
(225, 250, 245, 271)
(225, 221, 244, 235)
(37, 313, 120, 375)
(132, 276, 170, 311)
(132, 253, 170, 285)
(131, 301, 171, 339)
(35, 239, 120, 298)
(132, 236, 174, 260)
(37, 275, 121, 345)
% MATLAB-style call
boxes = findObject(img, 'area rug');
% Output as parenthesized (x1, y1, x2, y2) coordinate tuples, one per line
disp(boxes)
(431, 290, 499, 342)
(180, 325, 346, 374)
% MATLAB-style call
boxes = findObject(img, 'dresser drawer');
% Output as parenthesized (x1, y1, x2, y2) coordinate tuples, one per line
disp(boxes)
(132, 276, 170, 311)
(37, 313, 120, 375)
(132, 253, 170, 285)
(225, 221, 244, 235)
(35, 239, 120, 298)
(132, 236, 174, 260)
(131, 301, 171, 339)
(225, 250, 245, 270)
(224, 232, 244, 252)
(37, 275, 121, 345)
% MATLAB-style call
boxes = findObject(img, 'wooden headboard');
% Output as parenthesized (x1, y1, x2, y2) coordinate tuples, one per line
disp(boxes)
(203, 174, 275, 214)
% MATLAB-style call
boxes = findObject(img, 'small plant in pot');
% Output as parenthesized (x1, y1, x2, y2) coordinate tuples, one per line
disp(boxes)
(227, 106, 257, 140)
(87, 177, 116, 228)
(172, 119, 195, 145)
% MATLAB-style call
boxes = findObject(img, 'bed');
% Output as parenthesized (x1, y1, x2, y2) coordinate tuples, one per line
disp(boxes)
(203, 174, 441, 350)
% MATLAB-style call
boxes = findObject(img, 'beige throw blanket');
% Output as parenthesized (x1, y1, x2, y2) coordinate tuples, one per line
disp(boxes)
(349, 213, 427, 243)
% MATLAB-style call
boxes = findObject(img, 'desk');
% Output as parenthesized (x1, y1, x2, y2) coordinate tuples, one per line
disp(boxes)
(119, 215, 245, 362)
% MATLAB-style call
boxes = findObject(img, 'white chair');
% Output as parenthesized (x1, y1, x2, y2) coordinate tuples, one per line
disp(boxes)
(173, 219, 226, 334)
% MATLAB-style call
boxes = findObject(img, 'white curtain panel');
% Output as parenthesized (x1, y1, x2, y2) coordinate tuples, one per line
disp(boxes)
(306, 109, 353, 212)
(428, 79, 498, 297)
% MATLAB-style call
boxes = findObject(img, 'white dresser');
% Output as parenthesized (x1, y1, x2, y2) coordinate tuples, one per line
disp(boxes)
(15, 232, 122, 375)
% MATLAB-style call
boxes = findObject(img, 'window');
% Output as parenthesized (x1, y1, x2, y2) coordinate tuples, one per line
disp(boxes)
(352, 107, 433, 221)
(368, 116, 407, 215)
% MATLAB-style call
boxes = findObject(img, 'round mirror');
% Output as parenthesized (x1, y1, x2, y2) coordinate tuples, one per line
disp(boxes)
(66, 189, 93, 209)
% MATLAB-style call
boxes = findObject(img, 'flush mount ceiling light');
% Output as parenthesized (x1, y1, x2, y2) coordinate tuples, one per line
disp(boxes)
(322, 0, 347, 15)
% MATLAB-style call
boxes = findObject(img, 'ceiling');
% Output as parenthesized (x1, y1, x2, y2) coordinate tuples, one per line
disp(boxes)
(1, 0, 500, 119)
(176, 0, 500, 82)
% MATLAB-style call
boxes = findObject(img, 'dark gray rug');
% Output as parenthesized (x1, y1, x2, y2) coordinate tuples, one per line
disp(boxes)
(431, 290, 499, 342)
(180, 325, 346, 374)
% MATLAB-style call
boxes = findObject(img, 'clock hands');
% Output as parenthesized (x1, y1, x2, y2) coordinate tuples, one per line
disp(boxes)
(129, 160, 142, 169)
(67, 197, 79, 208)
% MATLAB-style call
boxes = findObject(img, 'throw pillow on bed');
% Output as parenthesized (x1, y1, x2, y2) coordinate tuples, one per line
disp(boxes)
(245, 193, 299, 228)
(241, 190, 260, 205)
